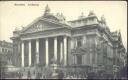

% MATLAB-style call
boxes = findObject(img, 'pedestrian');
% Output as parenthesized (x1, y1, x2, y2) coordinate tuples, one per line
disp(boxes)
(39, 73, 42, 79)
(58, 71, 64, 79)
(36, 72, 40, 79)
(41, 74, 44, 79)
(73, 74, 77, 79)
(19, 72, 22, 79)
(66, 75, 70, 79)
(27, 71, 31, 79)
(18, 72, 21, 79)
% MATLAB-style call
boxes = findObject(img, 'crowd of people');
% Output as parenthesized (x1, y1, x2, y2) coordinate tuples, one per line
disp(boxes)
(3, 67, 127, 79)
(16, 70, 45, 79)
(63, 73, 88, 79)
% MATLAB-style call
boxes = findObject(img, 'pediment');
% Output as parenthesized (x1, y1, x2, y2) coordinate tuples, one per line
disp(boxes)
(22, 20, 64, 34)
(44, 14, 60, 22)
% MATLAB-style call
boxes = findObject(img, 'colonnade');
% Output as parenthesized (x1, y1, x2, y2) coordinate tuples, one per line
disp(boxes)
(21, 36, 68, 67)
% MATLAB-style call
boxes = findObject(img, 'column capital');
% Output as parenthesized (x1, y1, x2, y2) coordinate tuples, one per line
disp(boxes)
(54, 37, 57, 39)
(28, 39, 32, 41)
(36, 38, 39, 41)
(45, 38, 48, 40)
(63, 36, 67, 38)
(21, 40, 25, 43)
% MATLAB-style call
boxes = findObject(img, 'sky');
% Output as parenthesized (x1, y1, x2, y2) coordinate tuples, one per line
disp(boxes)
(0, 1, 127, 50)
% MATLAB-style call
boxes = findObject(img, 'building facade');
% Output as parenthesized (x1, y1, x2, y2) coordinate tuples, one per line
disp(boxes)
(0, 40, 13, 64)
(11, 5, 126, 72)
(0, 40, 13, 78)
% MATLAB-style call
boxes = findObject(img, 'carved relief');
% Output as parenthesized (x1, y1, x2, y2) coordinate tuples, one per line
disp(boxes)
(23, 20, 64, 34)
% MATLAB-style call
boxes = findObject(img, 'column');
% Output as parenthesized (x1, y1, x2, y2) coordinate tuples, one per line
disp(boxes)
(60, 42, 63, 63)
(54, 37, 57, 62)
(64, 36, 67, 66)
(36, 39, 39, 64)
(21, 42, 24, 67)
(45, 38, 49, 66)
(84, 54, 87, 65)
(82, 55, 84, 65)
(75, 55, 77, 65)
(90, 53, 92, 65)
(74, 55, 75, 65)
(95, 53, 97, 65)
(28, 40, 31, 66)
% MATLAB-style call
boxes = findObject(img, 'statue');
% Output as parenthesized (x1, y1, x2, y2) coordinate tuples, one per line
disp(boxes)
(15, 26, 22, 31)
(56, 13, 66, 22)
(88, 10, 95, 16)
(101, 15, 106, 24)
(78, 12, 85, 19)
(44, 4, 51, 16)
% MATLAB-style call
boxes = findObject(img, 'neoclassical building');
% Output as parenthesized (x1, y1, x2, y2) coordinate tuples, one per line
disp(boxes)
(11, 5, 126, 72)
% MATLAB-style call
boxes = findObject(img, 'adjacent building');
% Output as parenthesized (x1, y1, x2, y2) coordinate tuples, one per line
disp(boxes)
(0, 40, 13, 78)
(0, 40, 13, 64)
(10, 5, 126, 73)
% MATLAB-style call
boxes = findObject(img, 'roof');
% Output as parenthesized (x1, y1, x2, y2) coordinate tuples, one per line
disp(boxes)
(0, 40, 13, 48)
(68, 15, 98, 23)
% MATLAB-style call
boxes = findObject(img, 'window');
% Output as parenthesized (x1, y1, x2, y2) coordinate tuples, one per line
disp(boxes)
(77, 36, 82, 47)
(77, 55, 82, 65)
(107, 45, 113, 58)
(71, 38, 76, 49)
(86, 36, 95, 49)
(77, 40, 82, 47)
(0, 48, 1, 52)
(2, 48, 4, 52)
(83, 36, 86, 45)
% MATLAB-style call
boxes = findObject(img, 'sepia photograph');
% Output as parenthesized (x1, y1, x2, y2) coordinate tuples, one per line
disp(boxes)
(0, 1, 127, 79)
